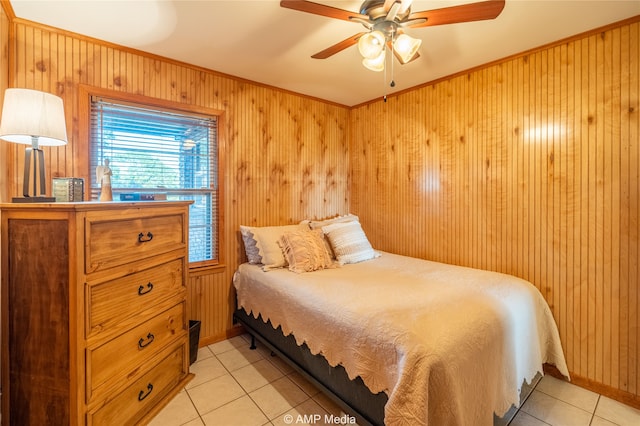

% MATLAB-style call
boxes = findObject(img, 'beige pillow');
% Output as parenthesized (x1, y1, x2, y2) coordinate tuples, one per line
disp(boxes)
(308, 213, 359, 230)
(251, 223, 310, 271)
(278, 229, 334, 273)
(322, 221, 379, 265)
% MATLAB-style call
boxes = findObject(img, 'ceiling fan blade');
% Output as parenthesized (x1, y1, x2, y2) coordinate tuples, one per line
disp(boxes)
(280, 0, 368, 22)
(311, 32, 367, 59)
(406, 0, 505, 28)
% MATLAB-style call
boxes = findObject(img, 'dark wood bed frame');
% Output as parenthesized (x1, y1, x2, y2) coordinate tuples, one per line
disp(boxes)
(233, 307, 535, 426)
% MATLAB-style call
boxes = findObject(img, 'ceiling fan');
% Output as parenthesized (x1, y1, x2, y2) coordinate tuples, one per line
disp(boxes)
(280, 0, 506, 71)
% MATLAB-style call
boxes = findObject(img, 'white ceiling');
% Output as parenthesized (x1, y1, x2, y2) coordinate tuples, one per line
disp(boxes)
(9, 0, 640, 106)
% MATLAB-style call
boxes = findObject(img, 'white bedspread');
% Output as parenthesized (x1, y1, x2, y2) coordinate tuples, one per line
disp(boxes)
(233, 252, 569, 426)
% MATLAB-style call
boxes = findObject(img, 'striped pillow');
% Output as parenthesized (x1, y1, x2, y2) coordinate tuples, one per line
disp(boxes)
(322, 221, 378, 265)
(278, 229, 334, 273)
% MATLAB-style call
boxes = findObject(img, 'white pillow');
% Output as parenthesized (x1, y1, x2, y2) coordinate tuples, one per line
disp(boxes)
(322, 221, 379, 265)
(251, 223, 310, 271)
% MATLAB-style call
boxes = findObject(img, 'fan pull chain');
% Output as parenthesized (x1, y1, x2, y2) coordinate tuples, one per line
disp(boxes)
(390, 32, 396, 89)
(383, 47, 388, 102)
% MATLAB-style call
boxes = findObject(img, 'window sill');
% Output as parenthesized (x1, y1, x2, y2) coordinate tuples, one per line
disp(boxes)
(189, 262, 226, 276)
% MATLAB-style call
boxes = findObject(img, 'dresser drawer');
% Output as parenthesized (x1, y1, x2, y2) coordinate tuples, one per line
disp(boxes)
(85, 211, 186, 273)
(87, 303, 185, 400)
(88, 342, 188, 426)
(87, 258, 185, 338)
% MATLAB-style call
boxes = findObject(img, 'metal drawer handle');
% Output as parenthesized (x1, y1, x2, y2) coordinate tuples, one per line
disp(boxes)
(138, 333, 155, 349)
(138, 232, 153, 243)
(138, 282, 154, 295)
(138, 383, 153, 401)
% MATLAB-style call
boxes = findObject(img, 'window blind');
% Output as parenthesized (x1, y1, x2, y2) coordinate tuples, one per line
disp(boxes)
(89, 96, 219, 264)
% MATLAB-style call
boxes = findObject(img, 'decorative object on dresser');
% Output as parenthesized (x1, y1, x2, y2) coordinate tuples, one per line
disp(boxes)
(52, 177, 85, 202)
(0, 88, 68, 202)
(0, 201, 194, 425)
(96, 158, 113, 201)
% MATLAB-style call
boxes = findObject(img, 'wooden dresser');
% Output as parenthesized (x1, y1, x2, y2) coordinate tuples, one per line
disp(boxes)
(0, 201, 194, 425)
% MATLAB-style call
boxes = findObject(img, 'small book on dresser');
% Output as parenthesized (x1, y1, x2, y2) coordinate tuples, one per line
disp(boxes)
(119, 192, 168, 201)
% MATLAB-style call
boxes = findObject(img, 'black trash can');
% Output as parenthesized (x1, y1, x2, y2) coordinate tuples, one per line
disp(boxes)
(189, 320, 201, 365)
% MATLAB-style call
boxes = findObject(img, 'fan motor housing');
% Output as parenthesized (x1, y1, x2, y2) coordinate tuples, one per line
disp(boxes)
(360, 0, 412, 21)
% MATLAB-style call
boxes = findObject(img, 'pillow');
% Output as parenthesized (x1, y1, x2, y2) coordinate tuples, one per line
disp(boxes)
(239, 225, 261, 264)
(308, 213, 359, 230)
(308, 214, 359, 259)
(322, 221, 379, 265)
(278, 229, 334, 273)
(251, 223, 310, 271)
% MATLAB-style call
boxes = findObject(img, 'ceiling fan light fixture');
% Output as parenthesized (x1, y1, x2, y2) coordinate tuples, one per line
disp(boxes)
(394, 33, 422, 63)
(358, 30, 386, 59)
(362, 50, 386, 72)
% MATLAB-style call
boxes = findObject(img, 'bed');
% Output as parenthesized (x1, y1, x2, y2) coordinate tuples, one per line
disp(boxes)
(234, 219, 569, 426)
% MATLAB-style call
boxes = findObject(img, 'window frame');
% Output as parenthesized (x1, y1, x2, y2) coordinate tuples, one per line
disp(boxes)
(78, 85, 225, 269)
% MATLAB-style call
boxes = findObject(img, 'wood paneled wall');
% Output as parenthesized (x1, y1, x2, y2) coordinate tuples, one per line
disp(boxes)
(0, 5, 9, 202)
(2, 1, 639, 407)
(351, 19, 640, 404)
(1, 18, 350, 344)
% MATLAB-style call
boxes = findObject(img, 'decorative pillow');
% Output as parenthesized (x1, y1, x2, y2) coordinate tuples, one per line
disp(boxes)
(322, 221, 379, 265)
(239, 225, 261, 264)
(251, 223, 311, 271)
(278, 229, 334, 273)
(308, 214, 359, 259)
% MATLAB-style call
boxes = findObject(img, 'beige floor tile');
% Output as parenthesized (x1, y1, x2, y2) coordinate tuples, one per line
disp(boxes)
(521, 390, 593, 426)
(148, 390, 200, 426)
(208, 335, 252, 355)
(508, 411, 552, 426)
(265, 353, 295, 375)
(287, 371, 321, 397)
(590, 416, 619, 426)
(186, 355, 228, 389)
(595, 395, 640, 426)
(181, 418, 205, 426)
(312, 391, 350, 418)
(249, 376, 310, 420)
(200, 395, 268, 426)
(217, 345, 265, 372)
(195, 346, 214, 362)
(232, 358, 286, 393)
(271, 399, 330, 426)
(187, 373, 247, 415)
(535, 375, 599, 413)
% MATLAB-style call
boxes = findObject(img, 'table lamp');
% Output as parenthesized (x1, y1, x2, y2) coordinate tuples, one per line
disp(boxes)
(0, 88, 68, 202)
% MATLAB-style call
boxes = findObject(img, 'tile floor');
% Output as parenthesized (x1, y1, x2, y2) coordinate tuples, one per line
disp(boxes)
(149, 334, 640, 426)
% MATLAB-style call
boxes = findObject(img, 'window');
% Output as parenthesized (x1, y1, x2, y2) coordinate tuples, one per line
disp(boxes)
(89, 95, 220, 265)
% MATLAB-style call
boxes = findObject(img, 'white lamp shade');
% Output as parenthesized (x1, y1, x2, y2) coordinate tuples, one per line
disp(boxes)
(358, 31, 386, 59)
(394, 34, 422, 64)
(0, 88, 68, 146)
(362, 50, 386, 72)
